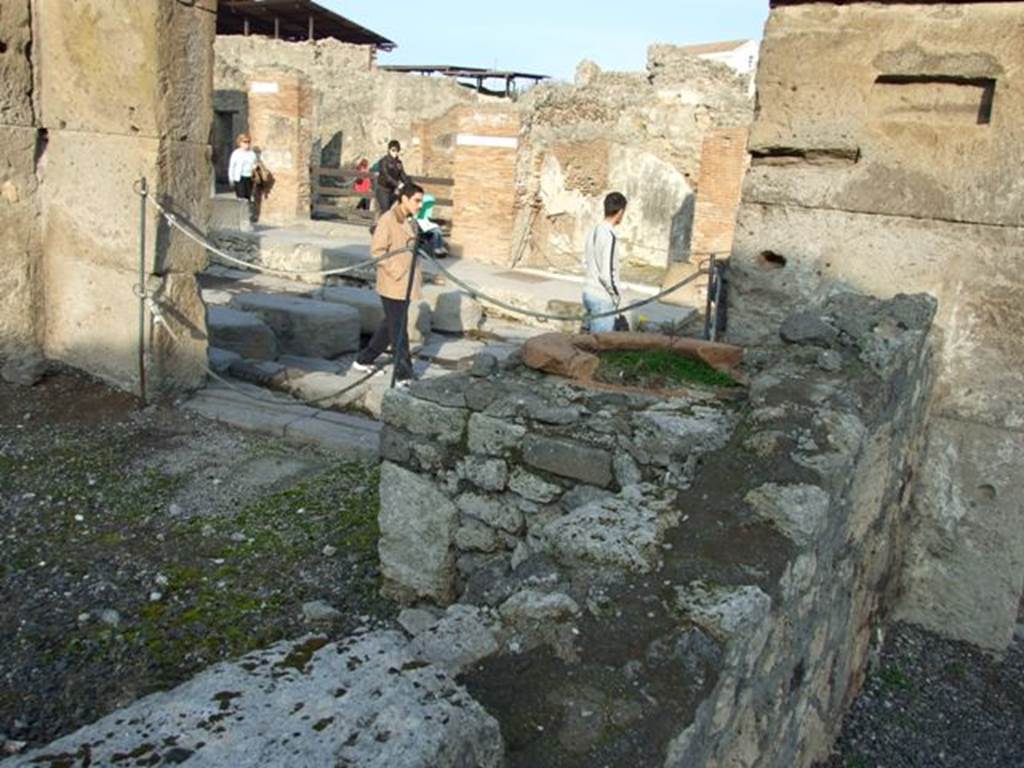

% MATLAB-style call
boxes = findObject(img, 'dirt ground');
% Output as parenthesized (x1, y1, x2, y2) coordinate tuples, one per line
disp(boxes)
(0, 368, 393, 750)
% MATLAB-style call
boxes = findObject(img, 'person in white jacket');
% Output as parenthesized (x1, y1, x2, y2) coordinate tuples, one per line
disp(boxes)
(582, 191, 627, 333)
(228, 133, 259, 220)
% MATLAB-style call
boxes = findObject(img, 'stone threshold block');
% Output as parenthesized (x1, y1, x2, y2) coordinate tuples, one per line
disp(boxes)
(232, 292, 360, 357)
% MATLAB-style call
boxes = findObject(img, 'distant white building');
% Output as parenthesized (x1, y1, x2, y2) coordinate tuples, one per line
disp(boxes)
(677, 38, 760, 75)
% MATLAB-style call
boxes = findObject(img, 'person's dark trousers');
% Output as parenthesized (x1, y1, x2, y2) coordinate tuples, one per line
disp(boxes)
(234, 177, 253, 200)
(374, 186, 396, 215)
(356, 297, 414, 380)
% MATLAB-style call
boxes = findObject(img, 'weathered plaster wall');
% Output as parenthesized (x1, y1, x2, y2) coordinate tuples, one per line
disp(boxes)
(0, 0, 42, 361)
(509, 47, 752, 274)
(727, 1, 1024, 649)
(214, 36, 491, 174)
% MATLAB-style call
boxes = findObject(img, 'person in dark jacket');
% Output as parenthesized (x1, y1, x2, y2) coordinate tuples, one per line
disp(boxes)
(374, 139, 411, 215)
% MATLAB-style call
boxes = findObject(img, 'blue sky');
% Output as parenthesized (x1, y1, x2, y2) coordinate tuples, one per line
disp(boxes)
(322, 1, 770, 81)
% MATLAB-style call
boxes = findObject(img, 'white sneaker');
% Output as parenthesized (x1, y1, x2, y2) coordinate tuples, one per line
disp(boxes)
(352, 361, 375, 373)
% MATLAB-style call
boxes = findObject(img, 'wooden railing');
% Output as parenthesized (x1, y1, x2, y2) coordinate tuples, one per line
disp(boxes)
(311, 165, 454, 232)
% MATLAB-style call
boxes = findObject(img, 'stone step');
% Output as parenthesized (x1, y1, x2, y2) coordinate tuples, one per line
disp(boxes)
(183, 381, 380, 460)
(206, 306, 279, 360)
(231, 292, 361, 358)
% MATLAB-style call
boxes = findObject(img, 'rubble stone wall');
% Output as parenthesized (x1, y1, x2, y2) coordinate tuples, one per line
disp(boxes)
(509, 47, 753, 274)
(377, 293, 935, 766)
(727, 1, 1024, 650)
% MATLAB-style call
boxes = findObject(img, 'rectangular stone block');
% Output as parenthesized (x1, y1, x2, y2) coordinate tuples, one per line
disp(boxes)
(0, 0, 34, 126)
(40, 131, 209, 277)
(318, 285, 384, 334)
(0, 126, 41, 350)
(748, 3, 1024, 227)
(896, 417, 1024, 650)
(379, 461, 459, 604)
(232, 293, 361, 358)
(522, 434, 613, 488)
(35, 0, 215, 144)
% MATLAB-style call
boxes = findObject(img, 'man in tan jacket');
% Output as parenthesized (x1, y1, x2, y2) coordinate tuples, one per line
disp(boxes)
(353, 183, 425, 384)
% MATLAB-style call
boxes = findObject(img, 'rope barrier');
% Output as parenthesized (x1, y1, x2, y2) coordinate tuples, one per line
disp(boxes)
(135, 185, 413, 279)
(137, 183, 705, 325)
(421, 250, 707, 323)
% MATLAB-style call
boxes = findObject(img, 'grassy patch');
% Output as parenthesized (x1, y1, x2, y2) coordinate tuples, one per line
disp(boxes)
(595, 349, 740, 390)
(878, 664, 913, 690)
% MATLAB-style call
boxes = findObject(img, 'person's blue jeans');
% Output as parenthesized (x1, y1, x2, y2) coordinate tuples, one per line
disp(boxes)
(582, 291, 616, 333)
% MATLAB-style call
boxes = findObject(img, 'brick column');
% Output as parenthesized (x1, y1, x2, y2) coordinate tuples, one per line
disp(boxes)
(661, 126, 750, 305)
(247, 70, 314, 224)
(450, 107, 520, 264)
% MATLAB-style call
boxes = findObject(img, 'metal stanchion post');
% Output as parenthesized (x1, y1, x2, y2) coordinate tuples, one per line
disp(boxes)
(137, 177, 148, 405)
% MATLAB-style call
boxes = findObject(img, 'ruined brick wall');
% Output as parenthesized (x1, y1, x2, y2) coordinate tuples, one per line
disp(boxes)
(0, 0, 42, 360)
(510, 48, 753, 275)
(727, 1, 1024, 650)
(689, 127, 750, 262)
(247, 70, 314, 223)
(450, 107, 521, 264)
(0, 0, 213, 394)
(215, 36, 492, 174)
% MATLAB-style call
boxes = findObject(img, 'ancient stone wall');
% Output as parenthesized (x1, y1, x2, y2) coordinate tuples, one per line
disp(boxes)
(509, 47, 752, 275)
(726, 1, 1024, 650)
(214, 36, 491, 175)
(1, 0, 214, 393)
(32, 0, 214, 393)
(0, 0, 42, 363)
(377, 292, 935, 766)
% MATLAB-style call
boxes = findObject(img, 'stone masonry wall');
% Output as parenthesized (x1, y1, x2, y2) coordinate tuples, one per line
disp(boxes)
(215, 36, 491, 175)
(34, 0, 213, 394)
(509, 47, 753, 275)
(1, 0, 213, 394)
(377, 292, 935, 766)
(727, 1, 1024, 650)
(0, 0, 42, 363)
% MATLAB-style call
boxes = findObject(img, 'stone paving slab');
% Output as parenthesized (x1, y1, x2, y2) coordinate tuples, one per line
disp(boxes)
(1, 632, 503, 768)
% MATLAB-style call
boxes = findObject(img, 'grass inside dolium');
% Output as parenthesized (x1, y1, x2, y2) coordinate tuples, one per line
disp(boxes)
(595, 349, 740, 390)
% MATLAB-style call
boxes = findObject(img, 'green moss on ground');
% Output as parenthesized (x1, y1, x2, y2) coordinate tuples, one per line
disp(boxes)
(596, 349, 740, 390)
(4, 425, 386, 690)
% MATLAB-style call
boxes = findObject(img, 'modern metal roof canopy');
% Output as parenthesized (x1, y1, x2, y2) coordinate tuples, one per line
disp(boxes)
(217, 0, 395, 49)
(378, 65, 549, 97)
